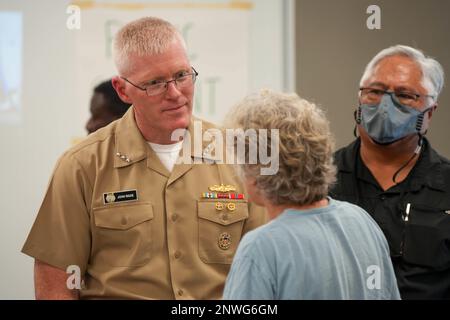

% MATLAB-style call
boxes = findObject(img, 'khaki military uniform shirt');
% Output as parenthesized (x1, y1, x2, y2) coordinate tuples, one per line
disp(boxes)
(22, 107, 267, 299)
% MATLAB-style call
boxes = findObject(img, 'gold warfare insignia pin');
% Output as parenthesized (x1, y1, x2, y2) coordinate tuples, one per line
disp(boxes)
(215, 202, 224, 211)
(105, 193, 116, 203)
(218, 232, 232, 250)
(227, 202, 236, 211)
(209, 184, 236, 193)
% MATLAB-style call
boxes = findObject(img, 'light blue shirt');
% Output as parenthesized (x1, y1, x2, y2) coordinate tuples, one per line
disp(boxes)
(223, 198, 400, 300)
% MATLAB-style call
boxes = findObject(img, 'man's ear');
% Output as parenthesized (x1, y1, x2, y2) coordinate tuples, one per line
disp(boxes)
(421, 103, 438, 135)
(427, 103, 438, 121)
(111, 76, 132, 104)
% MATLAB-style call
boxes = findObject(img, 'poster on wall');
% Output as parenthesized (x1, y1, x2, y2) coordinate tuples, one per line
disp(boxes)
(73, 0, 251, 125)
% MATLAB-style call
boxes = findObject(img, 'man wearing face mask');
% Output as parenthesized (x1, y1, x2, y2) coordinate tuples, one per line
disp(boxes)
(330, 45, 450, 299)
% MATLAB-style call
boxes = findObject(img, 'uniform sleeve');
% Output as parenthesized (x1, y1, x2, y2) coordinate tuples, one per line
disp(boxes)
(222, 233, 274, 300)
(21, 152, 92, 275)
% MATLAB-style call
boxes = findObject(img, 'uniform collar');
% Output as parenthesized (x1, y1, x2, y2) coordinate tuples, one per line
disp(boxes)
(166, 116, 219, 184)
(336, 137, 446, 192)
(114, 107, 148, 168)
(113, 107, 218, 176)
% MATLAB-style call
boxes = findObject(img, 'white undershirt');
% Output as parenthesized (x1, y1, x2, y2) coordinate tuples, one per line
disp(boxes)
(148, 140, 184, 172)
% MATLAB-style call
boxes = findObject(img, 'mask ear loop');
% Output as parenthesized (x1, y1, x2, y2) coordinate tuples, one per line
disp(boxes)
(391, 110, 426, 184)
(353, 107, 362, 138)
(392, 135, 422, 184)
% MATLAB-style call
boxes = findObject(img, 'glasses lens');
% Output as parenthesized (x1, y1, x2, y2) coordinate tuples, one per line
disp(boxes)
(145, 70, 197, 96)
(361, 88, 384, 103)
(176, 74, 194, 86)
(394, 91, 417, 105)
(146, 83, 166, 96)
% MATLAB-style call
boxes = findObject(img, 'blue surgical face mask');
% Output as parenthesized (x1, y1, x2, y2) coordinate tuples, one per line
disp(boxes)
(357, 93, 430, 145)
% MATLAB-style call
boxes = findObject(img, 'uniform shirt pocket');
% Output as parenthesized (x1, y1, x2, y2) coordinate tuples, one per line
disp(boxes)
(92, 202, 154, 267)
(197, 200, 249, 264)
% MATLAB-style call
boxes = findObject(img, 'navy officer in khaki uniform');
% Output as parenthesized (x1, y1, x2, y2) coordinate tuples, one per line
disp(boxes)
(22, 17, 267, 299)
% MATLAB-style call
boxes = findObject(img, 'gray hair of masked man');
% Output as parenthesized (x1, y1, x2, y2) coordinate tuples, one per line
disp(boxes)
(360, 45, 444, 102)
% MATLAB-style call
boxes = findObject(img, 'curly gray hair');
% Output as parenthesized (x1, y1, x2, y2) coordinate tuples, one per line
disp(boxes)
(225, 89, 336, 206)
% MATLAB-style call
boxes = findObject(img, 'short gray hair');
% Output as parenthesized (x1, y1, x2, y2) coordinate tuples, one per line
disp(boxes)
(225, 89, 336, 206)
(113, 17, 186, 75)
(360, 45, 445, 100)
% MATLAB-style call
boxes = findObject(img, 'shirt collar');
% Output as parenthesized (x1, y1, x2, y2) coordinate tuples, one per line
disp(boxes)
(411, 137, 445, 192)
(336, 137, 446, 192)
(113, 107, 218, 169)
(335, 138, 359, 174)
(114, 107, 148, 168)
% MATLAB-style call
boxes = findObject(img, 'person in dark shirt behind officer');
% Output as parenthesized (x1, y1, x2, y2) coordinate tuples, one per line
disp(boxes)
(85, 80, 131, 134)
(330, 45, 450, 299)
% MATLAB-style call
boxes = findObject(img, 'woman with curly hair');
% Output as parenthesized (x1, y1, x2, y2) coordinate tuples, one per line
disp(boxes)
(222, 90, 400, 300)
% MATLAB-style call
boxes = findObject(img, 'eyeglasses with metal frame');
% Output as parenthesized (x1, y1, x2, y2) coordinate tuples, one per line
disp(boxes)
(121, 67, 199, 96)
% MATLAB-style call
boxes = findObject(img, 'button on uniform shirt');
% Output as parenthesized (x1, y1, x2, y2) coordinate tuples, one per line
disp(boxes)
(22, 107, 267, 299)
(330, 138, 450, 299)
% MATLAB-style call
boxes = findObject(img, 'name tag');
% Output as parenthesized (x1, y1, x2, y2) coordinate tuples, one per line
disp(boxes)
(103, 189, 138, 204)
